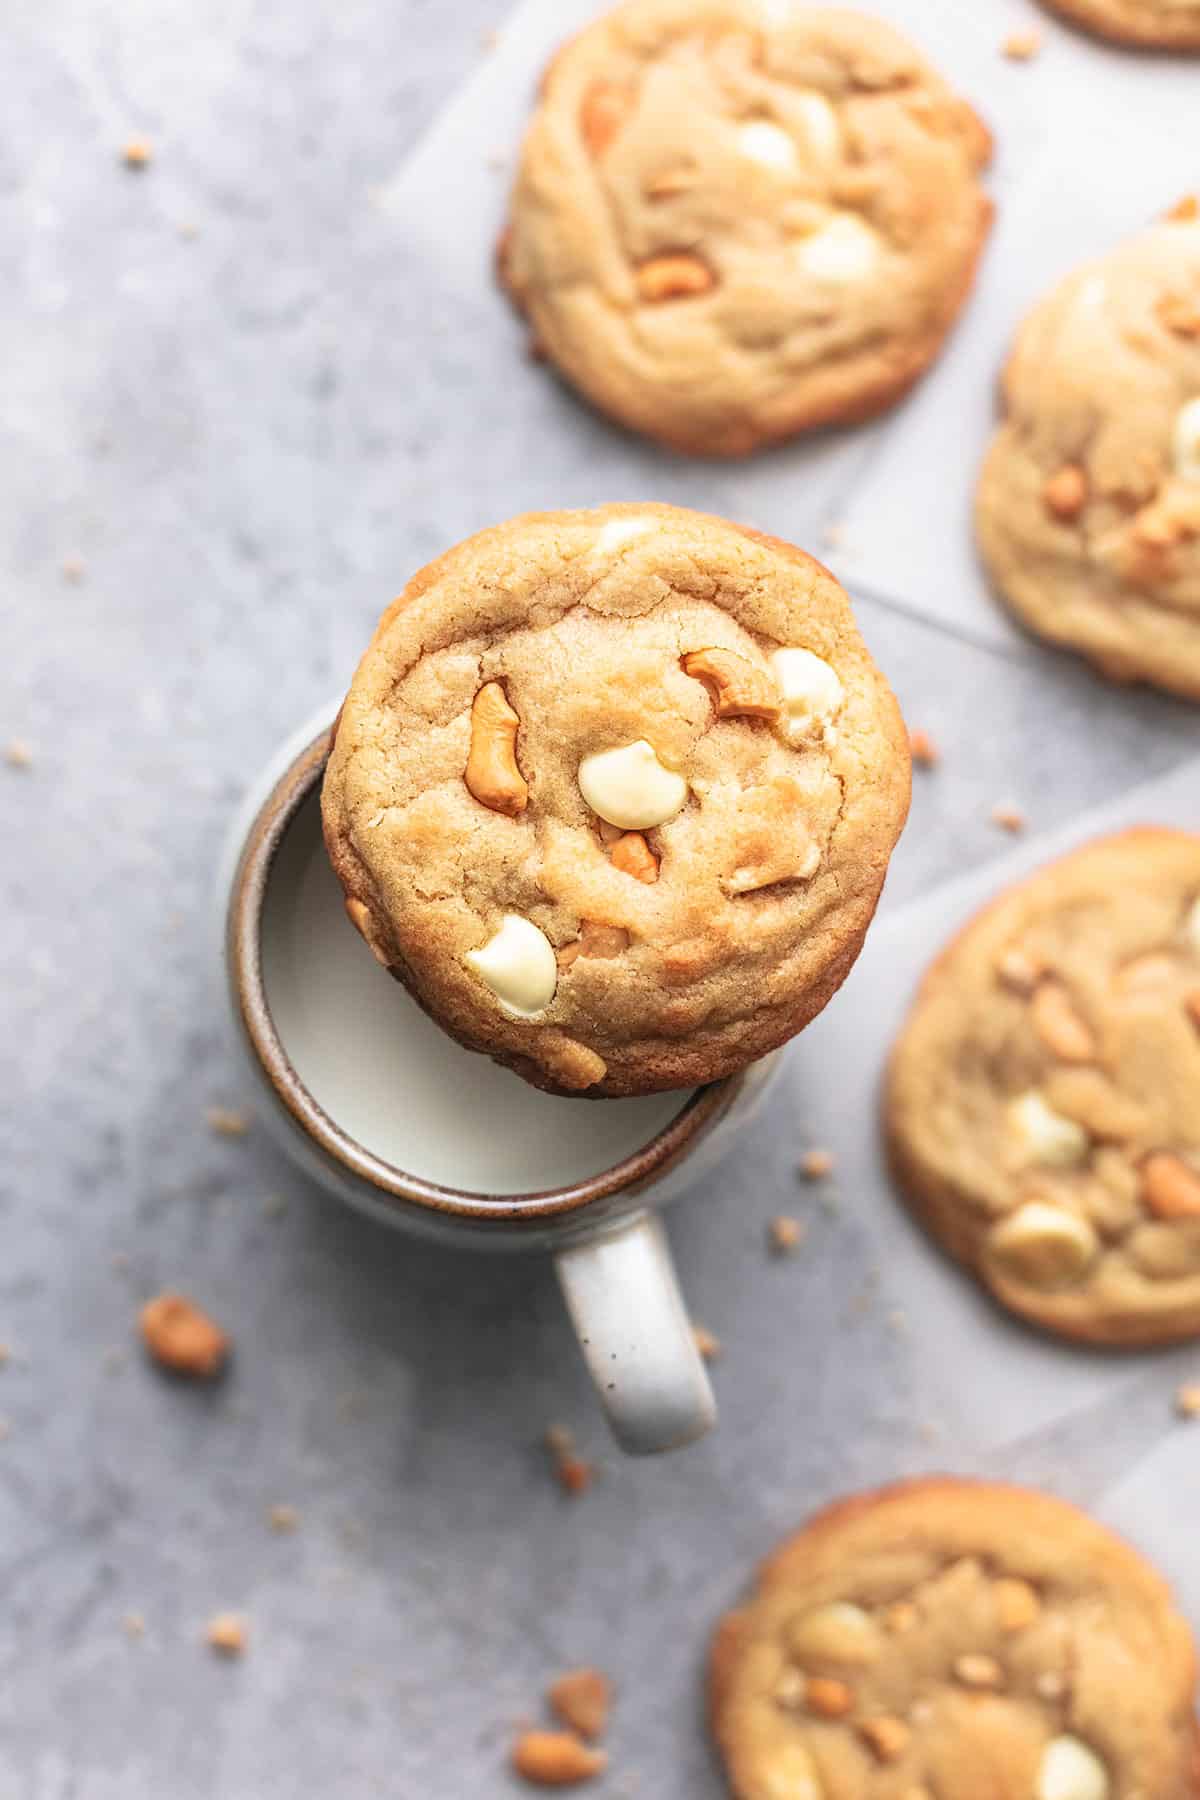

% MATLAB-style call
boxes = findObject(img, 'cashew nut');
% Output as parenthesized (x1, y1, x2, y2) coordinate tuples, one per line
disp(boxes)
(580, 79, 634, 157)
(464, 681, 528, 818)
(681, 648, 780, 720)
(636, 253, 715, 302)
(609, 831, 659, 883)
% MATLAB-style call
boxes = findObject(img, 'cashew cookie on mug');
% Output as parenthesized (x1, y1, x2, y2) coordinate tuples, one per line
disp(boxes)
(498, 0, 994, 457)
(322, 505, 910, 1096)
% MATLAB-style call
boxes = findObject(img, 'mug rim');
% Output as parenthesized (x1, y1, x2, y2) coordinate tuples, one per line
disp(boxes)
(225, 720, 745, 1225)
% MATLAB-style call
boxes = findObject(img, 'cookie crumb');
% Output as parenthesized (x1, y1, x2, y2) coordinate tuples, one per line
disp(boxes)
(548, 1668, 612, 1740)
(769, 1215, 807, 1256)
(991, 803, 1026, 834)
(206, 1105, 251, 1138)
(267, 1503, 299, 1533)
(121, 137, 153, 169)
(798, 1148, 835, 1181)
(822, 521, 845, 550)
(122, 1612, 145, 1639)
(1002, 28, 1042, 60)
(544, 1425, 594, 1497)
(692, 1324, 721, 1361)
(61, 553, 86, 583)
(908, 727, 940, 769)
(513, 1729, 607, 1786)
(205, 1613, 247, 1657)
(178, 221, 200, 240)
(1174, 1383, 1200, 1419)
(0, 1343, 9, 1368)
(4, 740, 32, 770)
(139, 1292, 229, 1379)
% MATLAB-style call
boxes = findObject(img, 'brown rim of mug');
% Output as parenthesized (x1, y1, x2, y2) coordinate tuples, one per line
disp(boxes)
(225, 723, 745, 1224)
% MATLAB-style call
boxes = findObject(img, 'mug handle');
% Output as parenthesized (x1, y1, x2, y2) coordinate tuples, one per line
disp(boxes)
(554, 1212, 716, 1455)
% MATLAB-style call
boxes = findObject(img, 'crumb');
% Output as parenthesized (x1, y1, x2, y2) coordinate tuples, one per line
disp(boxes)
(768, 1215, 807, 1256)
(4, 740, 32, 770)
(121, 137, 153, 169)
(692, 1324, 721, 1361)
(548, 1668, 612, 1741)
(139, 1292, 229, 1379)
(61, 553, 86, 583)
(206, 1105, 251, 1138)
(122, 1612, 145, 1639)
(557, 1455, 594, 1498)
(1175, 1383, 1200, 1419)
(908, 727, 940, 769)
(0, 1343, 8, 1368)
(798, 1148, 834, 1181)
(1002, 27, 1042, 59)
(991, 803, 1026, 834)
(918, 1420, 939, 1444)
(267, 1503, 299, 1532)
(512, 1729, 607, 1786)
(205, 1613, 247, 1657)
(178, 221, 200, 240)
(262, 1193, 288, 1219)
(822, 521, 844, 550)
(887, 1309, 909, 1335)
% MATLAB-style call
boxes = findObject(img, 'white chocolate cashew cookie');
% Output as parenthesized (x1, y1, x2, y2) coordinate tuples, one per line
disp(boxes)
(500, 0, 993, 456)
(710, 1479, 1200, 1800)
(324, 504, 909, 1096)
(1037, 0, 1200, 49)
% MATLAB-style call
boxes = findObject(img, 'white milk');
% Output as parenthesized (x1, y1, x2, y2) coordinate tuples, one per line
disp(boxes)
(261, 796, 691, 1194)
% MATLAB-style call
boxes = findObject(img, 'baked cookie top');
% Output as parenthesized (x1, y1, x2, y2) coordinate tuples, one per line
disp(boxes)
(1039, 0, 1200, 48)
(321, 505, 909, 1098)
(886, 828, 1200, 1346)
(977, 201, 1200, 700)
(710, 1478, 1200, 1800)
(500, 2, 993, 457)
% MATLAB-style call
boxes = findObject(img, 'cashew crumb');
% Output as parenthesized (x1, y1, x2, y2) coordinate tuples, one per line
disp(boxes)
(1002, 28, 1042, 60)
(513, 1729, 607, 1786)
(799, 1148, 835, 1181)
(991, 803, 1026, 834)
(268, 1503, 299, 1532)
(139, 1292, 229, 1379)
(908, 728, 940, 769)
(549, 1668, 612, 1740)
(61, 554, 86, 583)
(769, 1215, 807, 1256)
(544, 1425, 594, 1497)
(205, 1613, 247, 1657)
(122, 1612, 145, 1639)
(121, 137, 153, 169)
(1175, 1383, 1200, 1419)
(4, 740, 32, 770)
(692, 1324, 722, 1361)
(206, 1105, 251, 1138)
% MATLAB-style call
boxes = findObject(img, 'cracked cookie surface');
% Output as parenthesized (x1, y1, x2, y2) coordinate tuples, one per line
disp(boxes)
(321, 504, 909, 1097)
(710, 1478, 1200, 1800)
(1038, 0, 1200, 48)
(886, 829, 1200, 1345)
(977, 205, 1200, 699)
(500, 1, 993, 457)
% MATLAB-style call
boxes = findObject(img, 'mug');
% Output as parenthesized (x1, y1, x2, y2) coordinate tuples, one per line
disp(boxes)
(221, 705, 781, 1456)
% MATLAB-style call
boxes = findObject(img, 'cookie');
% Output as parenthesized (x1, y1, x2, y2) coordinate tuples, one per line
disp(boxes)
(1038, 0, 1200, 49)
(977, 201, 1200, 700)
(321, 504, 910, 1097)
(885, 828, 1200, 1346)
(499, 2, 993, 457)
(710, 1477, 1200, 1800)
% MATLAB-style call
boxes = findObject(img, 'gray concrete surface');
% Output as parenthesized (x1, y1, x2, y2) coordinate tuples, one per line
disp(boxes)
(2, 4, 1199, 1797)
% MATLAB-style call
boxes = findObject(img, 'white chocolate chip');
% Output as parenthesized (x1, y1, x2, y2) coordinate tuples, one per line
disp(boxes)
(788, 1602, 881, 1666)
(464, 915, 557, 1017)
(988, 1203, 1099, 1290)
(756, 1742, 822, 1800)
(737, 120, 797, 172)
(1008, 1091, 1090, 1167)
(793, 92, 841, 165)
(1036, 1736, 1109, 1800)
(578, 739, 687, 831)
(795, 214, 879, 283)
(770, 648, 843, 744)
(1175, 398, 1200, 483)
(1185, 895, 1200, 952)
(596, 516, 656, 552)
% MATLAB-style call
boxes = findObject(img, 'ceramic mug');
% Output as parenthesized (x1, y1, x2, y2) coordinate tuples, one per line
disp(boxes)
(221, 705, 781, 1456)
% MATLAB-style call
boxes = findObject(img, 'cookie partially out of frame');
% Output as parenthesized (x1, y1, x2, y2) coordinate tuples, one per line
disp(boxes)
(1039, 0, 1200, 49)
(321, 504, 909, 1097)
(885, 828, 1200, 1346)
(710, 1477, 1200, 1800)
(500, 1, 993, 457)
(977, 201, 1200, 700)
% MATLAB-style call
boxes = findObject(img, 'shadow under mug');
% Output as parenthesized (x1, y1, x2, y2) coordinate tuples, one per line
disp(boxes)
(222, 707, 782, 1455)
